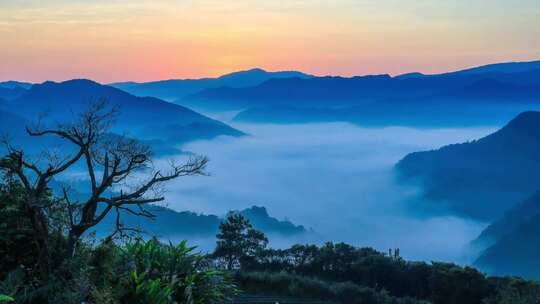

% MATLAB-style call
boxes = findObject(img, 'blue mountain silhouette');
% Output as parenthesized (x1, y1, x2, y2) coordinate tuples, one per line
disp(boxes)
(0, 85, 27, 100)
(395, 111, 540, 220)
(1, 79, 244, 154)
(110, 68, 312, 101)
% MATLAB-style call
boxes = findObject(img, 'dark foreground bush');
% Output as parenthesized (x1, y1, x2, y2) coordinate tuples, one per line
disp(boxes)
(235, 271, 430, 304)
(0, 238, 238, 304)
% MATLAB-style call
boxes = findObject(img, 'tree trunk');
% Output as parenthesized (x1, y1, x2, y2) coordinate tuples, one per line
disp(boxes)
(67, 226, 85, 258)
(27, 204, 51, 280)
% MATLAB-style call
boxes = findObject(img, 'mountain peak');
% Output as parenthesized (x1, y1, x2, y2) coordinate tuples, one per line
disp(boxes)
(0, 80, 33, 89)
(21, 79, 130, 104)
(448, 59, 540, 75)
(245, 68, 267, 73)
(40, 78, 101, 87)
(11, 77, 243, 140)
(501, 111, 540, 133)
(217, 67, 310, 81)
(217, 68, 268, 79)
(242, 205, 270, 217)
(394, 72, 425, 79)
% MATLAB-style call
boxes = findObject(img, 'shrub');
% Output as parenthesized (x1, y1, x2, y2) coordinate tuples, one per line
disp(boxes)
(118, 238, 238, 304)
(235, 271, 429, 304)
(0, 295, 14, 303)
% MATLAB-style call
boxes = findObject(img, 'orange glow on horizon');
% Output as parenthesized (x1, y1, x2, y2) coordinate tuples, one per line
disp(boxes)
(1, 0, 540, 83)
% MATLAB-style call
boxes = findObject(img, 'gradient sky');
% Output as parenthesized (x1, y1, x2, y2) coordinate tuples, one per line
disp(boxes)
(1, 0, 540, 83)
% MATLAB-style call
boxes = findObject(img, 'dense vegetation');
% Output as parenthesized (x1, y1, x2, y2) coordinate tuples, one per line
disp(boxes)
(3, 189, 540, 303)
(234, 242, 540, 304)
(0, 179, 238, 304)
(209, 214, 540, 304)
(0, 101, 237, 303)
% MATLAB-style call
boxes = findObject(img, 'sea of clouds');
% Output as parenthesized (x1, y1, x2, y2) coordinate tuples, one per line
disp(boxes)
(158, 122, 497, 263)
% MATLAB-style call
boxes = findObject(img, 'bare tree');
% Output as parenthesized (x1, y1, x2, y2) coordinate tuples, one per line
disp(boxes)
(0, 99, 207, 277)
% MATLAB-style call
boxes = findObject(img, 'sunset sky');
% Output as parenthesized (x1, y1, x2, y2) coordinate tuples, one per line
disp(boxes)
(1, 0, 540, 83)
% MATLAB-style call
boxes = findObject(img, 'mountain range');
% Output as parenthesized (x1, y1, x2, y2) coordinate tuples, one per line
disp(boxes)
(232, 102, 520, 127)
(392, 109, 540, 279)
(8, 60, 540, 128)
(110, 68, 312, 102)
(94, 205, 309, 242)
(4, 61, 540, 278)
(181, 60, 540, 127)
(0, 79, 244, 155)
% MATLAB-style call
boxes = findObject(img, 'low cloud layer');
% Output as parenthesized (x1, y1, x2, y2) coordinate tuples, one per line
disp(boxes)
(158, 122, 496, 263)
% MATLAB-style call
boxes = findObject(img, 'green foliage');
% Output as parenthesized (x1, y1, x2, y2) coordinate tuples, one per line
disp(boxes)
(0, 231, 236, 304)
(0, 237, 238, 304)
(236, 271, 430, 304)
(0, 181, 39, 277)
(428, 262, 490, 304)
(120, 238, 238, 304)
(214, 213, 268, 270)
(128, 271, 173, 304)
(0, 295, 14, 303)
(237, 242, 540, 304)
(483, 277, 540, 304)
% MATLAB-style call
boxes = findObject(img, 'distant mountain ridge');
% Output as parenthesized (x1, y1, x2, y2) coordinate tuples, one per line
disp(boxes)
(188, 60, 540, 107)
(0, 80, 33, 89)
(395, 111, 540, 220)
(185, 74, 397, 110)
(395, 60, 540, 79)
(9, 60, 540, 127)
(110, 68, 312, 101)
(438, 60, 540, 76)
(0, 79, 244, 155)
(187, 60, 540, 126)
(95, 205, 309, 240)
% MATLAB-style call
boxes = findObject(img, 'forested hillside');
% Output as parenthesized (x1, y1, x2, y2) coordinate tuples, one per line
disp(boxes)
(396, 111, 540, 220)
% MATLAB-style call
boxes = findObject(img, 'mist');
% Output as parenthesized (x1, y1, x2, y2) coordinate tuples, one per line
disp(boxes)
(157, 122, 497, 263)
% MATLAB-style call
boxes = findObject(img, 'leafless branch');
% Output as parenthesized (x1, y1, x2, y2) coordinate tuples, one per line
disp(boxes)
(0, 98, 208, 254)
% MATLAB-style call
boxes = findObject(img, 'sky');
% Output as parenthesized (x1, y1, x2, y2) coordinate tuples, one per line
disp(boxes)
(1, 0, 540, 83)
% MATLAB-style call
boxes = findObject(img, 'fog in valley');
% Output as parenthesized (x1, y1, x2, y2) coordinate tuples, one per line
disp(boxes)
(157, 121, 497, 264)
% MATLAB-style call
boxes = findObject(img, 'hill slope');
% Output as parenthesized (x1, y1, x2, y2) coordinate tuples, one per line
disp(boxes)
(3, 79, 243, 148)
(475, 213, 540, 279)
(471, 191, 540, 279)
(0, 80, 33, 89)
(473, 191, 540, 248)
(111, 68, 312, 101)
(395, 111, 540, 220)
(0, 85, 26, 100)
(444, 59, 540, 76)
